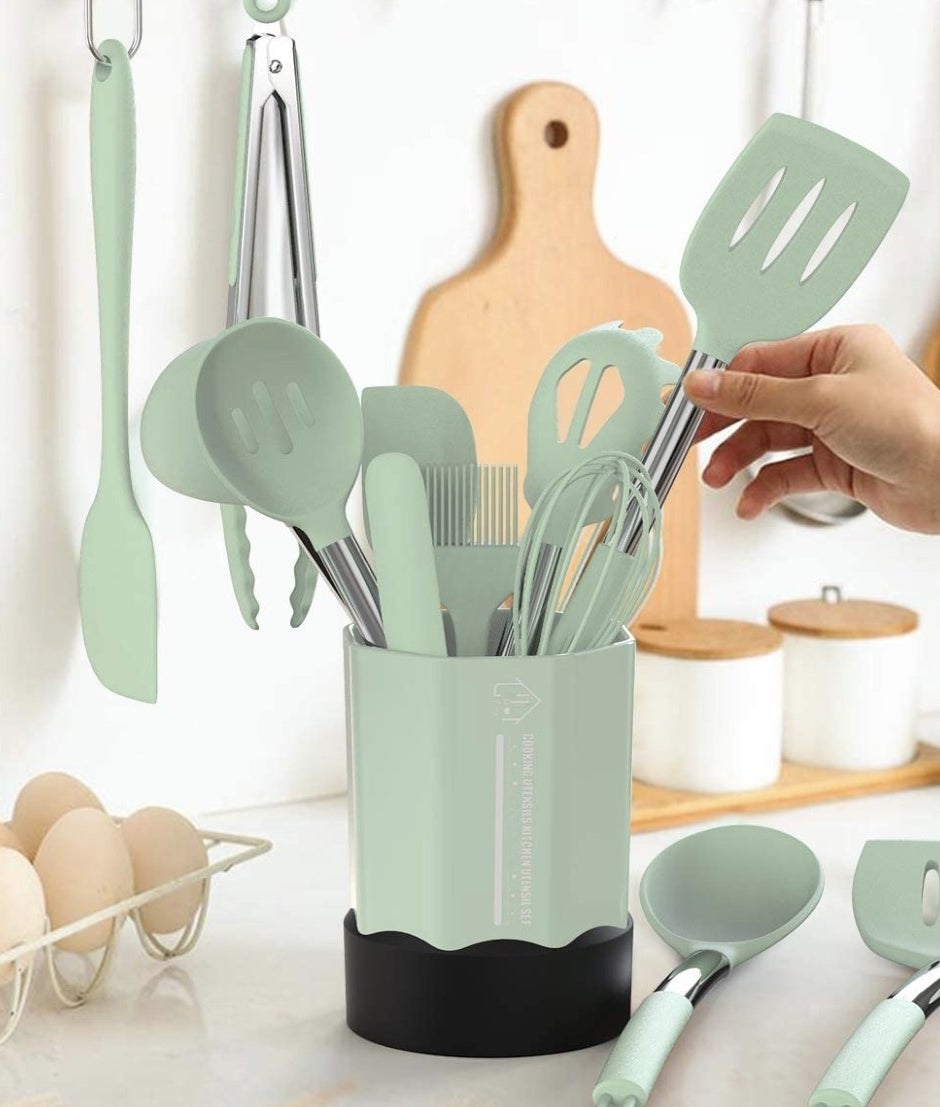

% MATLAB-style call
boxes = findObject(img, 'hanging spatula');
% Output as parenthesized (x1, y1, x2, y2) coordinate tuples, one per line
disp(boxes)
(810, 841, 940, 1107)
(79, 40, 158, 704)
(628, 113, 908, 545)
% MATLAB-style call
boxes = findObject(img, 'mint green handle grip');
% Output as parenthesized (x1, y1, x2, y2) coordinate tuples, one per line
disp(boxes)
(809, 998, 925, 1107)
(593, 992, 694, 1107)
(91, 42, 135, 493)
(365, 454, 446, 656)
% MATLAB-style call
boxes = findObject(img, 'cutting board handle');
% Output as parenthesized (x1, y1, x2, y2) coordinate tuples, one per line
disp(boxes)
(495, 82, 603, 247)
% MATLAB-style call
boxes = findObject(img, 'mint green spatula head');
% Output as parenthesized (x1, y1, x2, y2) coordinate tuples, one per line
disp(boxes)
(361, 385, 476, 545)
(681, 114, 909, 364)
(195, 318, 363, 549)
(641, 824, 824, 967)
(853, 840, 940, 970)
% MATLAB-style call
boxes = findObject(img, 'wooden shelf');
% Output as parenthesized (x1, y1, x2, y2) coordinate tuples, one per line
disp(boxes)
(632, 743, 940, 833)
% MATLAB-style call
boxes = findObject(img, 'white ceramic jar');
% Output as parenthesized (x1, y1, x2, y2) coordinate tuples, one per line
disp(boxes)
(632, 618, 784, 793)
(768, 587, 920, 771)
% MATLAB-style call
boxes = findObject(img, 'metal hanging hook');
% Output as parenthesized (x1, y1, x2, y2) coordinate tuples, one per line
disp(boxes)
(85, 0, 143, 64)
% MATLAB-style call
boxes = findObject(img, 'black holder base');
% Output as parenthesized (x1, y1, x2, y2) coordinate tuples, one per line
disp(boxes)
(343, 909, 633, 1058)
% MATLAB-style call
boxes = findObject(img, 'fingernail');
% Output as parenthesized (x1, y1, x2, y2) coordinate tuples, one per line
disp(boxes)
(684, 370, 720, 399)
(702, 461, 725, 488)
(736, 495, 758, 520)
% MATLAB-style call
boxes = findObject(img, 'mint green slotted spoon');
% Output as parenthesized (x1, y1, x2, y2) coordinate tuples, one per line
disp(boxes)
(626, 113, 909, 551)
(79, 39, 158, 704)
(810, 841, 940, 1107)
(594, 825, 824, 1107)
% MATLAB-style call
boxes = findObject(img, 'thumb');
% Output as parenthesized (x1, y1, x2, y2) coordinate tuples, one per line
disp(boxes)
(684, 368, 828, 430)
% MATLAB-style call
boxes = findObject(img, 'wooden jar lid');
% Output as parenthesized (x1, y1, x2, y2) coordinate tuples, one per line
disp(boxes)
(633, 618, 782, 661)
(768, 589, 918, 640)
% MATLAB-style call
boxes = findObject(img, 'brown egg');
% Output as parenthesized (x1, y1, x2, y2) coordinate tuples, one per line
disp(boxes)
(0, 848, 46, 985)
(34, 808, 133, 953)
(121, 808, 209, 934)
(11, 772, 104, 859)
(0, 823, 25, 855)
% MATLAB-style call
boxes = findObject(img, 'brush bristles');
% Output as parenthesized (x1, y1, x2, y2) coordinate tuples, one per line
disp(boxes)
(423, 464, 519, 547)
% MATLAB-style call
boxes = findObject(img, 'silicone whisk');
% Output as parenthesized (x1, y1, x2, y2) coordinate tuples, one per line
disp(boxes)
(511, 452, 662, 657)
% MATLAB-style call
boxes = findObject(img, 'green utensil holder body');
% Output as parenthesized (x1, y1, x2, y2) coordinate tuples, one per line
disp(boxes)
(343, 628, 636, 1056)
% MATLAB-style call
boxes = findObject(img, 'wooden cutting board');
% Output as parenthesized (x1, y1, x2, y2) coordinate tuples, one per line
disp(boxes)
(399, 82, 698, 623)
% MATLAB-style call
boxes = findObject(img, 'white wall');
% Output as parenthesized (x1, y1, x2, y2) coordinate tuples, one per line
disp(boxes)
(2, 0, 938, 814)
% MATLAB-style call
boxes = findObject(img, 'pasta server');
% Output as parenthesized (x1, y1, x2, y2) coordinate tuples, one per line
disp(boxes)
(498, 324, 678, 655)
(810, 841, 940, 1107)
(594, 825, 823, 1107)
(221, 30, 321, 630)
(620, 114, 908, 556)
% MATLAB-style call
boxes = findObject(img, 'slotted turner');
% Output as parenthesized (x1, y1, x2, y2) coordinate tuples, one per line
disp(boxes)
(810, 841, 940, 1107)
(634, 113, 908, 528)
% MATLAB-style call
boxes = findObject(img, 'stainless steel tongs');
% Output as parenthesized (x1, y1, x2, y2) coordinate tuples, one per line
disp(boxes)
(222, 30, 321, 628)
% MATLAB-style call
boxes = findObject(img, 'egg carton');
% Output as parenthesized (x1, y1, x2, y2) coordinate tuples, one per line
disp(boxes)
(0, 825, 271, 1045)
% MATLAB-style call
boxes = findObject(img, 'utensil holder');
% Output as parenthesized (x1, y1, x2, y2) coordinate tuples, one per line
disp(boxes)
(343, 627, 636, 1057)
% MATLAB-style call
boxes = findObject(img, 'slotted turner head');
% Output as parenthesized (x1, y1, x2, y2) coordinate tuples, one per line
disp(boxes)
(195, 318, 363, 548)
(640, 825, 824, 968)
(853, 841, 940, 970)
(681, 113, 909, 364)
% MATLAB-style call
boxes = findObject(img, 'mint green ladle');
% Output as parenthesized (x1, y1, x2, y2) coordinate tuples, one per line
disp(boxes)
(594, 825, 823, 1107)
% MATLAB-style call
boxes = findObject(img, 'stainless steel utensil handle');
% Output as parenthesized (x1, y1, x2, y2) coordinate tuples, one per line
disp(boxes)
(892, 958, 940, 1017)
(496, 543, 561, 656)
(295, 530, 385, 647)
(656, 949, 730, 1007)
(616, 349, 726, 556)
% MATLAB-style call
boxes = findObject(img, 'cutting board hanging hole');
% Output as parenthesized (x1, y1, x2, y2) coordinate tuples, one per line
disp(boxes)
(544, 120, 569, 148)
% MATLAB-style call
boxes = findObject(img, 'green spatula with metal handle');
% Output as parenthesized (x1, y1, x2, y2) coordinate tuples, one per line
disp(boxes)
(810, 841, 940, 1107)
(594, 825, 824, 1107)
(79, 40, 158, 704)
(618, 114, 909, 558)
(365, 454, 446, 656)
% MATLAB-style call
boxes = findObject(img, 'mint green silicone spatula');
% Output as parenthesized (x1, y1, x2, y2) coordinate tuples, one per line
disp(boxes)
(629, 114, 909, 548)
(79, 40, 158, 704)
(365, 454, 446, 656)
(810, 841, 940, 1107)
(594, 825, 823, 1107)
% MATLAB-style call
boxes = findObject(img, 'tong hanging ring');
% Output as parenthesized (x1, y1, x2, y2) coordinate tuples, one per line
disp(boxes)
(243, 0, 292, 23)
(85, 0, 143, 64)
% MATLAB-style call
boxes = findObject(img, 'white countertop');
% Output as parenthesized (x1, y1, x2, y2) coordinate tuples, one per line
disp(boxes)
(2, 789, 939, 1107)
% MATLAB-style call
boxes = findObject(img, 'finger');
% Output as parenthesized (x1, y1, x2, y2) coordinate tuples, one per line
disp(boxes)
(736, 452, 851, 519)
(684, 367, 830, 429)
(729, 332, 838, 380)
(703, 422, 813, 487)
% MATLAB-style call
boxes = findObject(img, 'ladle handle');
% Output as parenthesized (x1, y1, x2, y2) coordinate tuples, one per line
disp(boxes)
(808, 996, 927, 1107)
(592, 991, 693, 1107)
